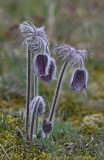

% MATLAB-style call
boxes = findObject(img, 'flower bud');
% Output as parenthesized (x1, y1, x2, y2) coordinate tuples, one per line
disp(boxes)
(30, 96, 45, 117)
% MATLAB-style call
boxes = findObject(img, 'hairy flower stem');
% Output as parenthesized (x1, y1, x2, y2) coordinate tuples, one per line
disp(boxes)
(25, 47, 31, 141)
(34, 52, 39, 136)
(34, 76, 38, 96)
(49, 60, 69, 122)
(35, 116, 38, 136)
(34, 76, 39, 136)
(30, 53, 34, 100)
(30, 98, 40, 142)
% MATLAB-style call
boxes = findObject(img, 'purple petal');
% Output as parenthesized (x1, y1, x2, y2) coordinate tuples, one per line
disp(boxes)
(40, 58, 57, 83)
(33, 54, 49, 77)
(71, 69, 88, 92)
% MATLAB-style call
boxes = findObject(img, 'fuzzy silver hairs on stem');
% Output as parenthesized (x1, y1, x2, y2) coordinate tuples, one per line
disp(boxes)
(25, 47, 31, 141)
(30, 96, 45, 142)
(49, 44, 90, 125)
(19, 21, 52, 142)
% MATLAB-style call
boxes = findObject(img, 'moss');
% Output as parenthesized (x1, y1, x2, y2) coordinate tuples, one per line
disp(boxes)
(0, 113, 103, 159)
(0, 110, 103, 159)
(75, 155, 98, 160)
(0, 115, 52, 160)
(33, 152, 50, 160)
(79, 122, 99, 135)
(83, 114, 104, 127)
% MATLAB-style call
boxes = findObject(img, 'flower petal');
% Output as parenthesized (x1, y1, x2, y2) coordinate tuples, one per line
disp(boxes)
(71, 69, 88, 92)
(33, 54, 49, 77)
(40, 58, 57, 83)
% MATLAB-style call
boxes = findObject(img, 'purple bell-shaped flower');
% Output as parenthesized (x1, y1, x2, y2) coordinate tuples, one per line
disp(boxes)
(33, 53, 49, 77)
(40, 58, 57, 83)
(71, 68, 88, 92)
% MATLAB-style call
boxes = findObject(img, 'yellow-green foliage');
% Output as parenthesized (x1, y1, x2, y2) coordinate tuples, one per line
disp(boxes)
(33, 152, 50, 160)
(79, 122, 99, 135)
(78, 113, 104, 135)
(83, 114, 104, 126)
(0, 112, 103, 159)
(75, 155, 98, 160)
(0, 115, 51, 160)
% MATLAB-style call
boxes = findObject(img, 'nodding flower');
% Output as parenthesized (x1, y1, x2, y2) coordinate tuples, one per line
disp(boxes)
(54, 44, 90, 68)
(30, 96, 45, 117)
(19, 21, 50, 54)
(71, 68, 88, 93)
(54, 44, 90, 93)
(33, 53, 49, 77)
(42, 119, 52, 135)
(40, 58, 57, 83)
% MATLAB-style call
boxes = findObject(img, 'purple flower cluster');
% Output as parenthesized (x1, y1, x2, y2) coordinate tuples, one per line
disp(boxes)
(19, 21, 91, 140)
(19, 21, 56, 83)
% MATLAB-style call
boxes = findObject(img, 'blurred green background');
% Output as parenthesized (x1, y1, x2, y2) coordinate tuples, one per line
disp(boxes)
(0, 0, 104, 119)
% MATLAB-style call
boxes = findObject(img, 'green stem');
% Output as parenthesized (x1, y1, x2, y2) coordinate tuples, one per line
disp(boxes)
(25, 47, 31, 141)
(30, 98, 40, 142)
(49, 60, 69, 122)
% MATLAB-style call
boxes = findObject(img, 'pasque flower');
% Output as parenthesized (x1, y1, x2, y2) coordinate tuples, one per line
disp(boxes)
(40, 58, 56, 83)
(49, 44, 90, 124)
(20, 21, 57, 82)
(33, 53, 49, 77)
(19, 21, 49, 53)
(33, 53, 57, 81)
(30, 96, 45, 117)
(30, 96, 45, 142)
(71, 68, 88, 92)
(54, 44, 89, 67)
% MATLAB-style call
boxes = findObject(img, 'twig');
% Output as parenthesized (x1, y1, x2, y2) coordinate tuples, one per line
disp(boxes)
(2, 145, 20, 159)
(0, 143, 10, 160)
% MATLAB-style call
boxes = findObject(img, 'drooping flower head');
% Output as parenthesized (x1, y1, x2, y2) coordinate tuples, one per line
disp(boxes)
(20, 21, 57, 82)
(40, 58, 57, 83)
(33, 53, 49, 77)
(54, 44, 90, 68)
(54, 44, 90, 92)
(42, 119, 52, 135)
(19, 21, 50, 54)
(71, 68, 88, 92)
(30, 96, 45, 117)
